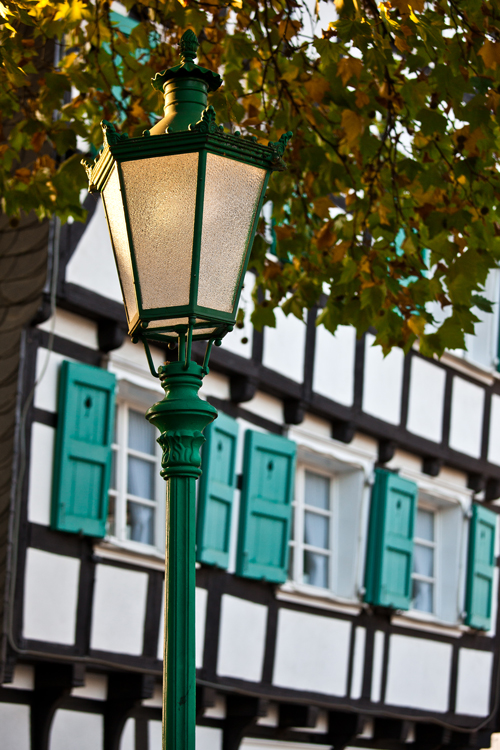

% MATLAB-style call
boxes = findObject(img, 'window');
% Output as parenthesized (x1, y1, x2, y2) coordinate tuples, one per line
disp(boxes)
(288, 461, 365, 600)
(107, 402, 164, 552)
(412, 507, 437, 613)
(290, 470, 333, 589)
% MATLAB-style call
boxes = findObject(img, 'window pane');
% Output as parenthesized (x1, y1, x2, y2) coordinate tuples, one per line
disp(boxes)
(416, 509, 434, 541)
(127, 501, 155, 545)
(110, 449, 117, 490)
(304, 551, 329, 588)
(304, 511, 329, 549)
(413, 579, 433, 612)
(304, 471, 330, 510)
(128, 456, 155, 500)
(413, 543, 434, 578)
(288, 546, 294, 581)
(128, 409, 156, 455)
(106, 495, 115, 537)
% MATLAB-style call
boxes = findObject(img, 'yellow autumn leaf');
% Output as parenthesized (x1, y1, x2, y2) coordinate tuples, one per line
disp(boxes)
(231, 0, 243, 8)
(355, 89, 370, 108)
(395, 35, 410, 53)
(304, 76, 330, 103)
(408, 316, 426, 337)
(331, 240, 349, 263)
(337, 57, 363, 87)
(377, 202, 391, 225)
(53, 0, 86, 22)
(479, 41, 500, 70)
(313, 196, 335, 219)
(341, 110, 365, 149)
(280, 66, 299, 83)
(391, 0, 424, 12)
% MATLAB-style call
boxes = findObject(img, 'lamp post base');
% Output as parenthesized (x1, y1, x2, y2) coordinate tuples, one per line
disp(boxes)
(146, 360, 217, 750)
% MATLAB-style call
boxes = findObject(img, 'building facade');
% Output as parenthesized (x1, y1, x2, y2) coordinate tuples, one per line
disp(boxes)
(0, 180, 500, 750)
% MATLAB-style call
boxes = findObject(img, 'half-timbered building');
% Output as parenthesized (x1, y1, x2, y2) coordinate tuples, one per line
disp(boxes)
(2, 11, 500, 750)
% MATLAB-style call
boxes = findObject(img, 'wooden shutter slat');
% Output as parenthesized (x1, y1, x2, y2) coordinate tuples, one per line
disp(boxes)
(197, 412, 239, 569)
(465, 503, 497, 630)
(236, 430, 296, 583)
(51, 361, 116, 537)
(365, 469, 418, 610)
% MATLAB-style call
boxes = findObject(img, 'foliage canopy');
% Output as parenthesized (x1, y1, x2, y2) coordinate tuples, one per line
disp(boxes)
(2, 0, 500, 356)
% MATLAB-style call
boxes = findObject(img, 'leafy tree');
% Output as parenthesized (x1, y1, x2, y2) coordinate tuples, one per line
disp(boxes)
(2, 0, 500, 356)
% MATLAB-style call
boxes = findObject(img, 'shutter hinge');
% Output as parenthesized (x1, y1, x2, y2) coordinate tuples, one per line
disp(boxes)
(236, 474, 243, 491)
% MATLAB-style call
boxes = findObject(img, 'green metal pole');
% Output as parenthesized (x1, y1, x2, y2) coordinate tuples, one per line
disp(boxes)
(146, 359, 217, 750)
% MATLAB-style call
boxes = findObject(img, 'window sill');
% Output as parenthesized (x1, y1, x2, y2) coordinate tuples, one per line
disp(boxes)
(277, 581, 364, 615)
(391, 610, 467, 638)
(94, 538, 166, 571)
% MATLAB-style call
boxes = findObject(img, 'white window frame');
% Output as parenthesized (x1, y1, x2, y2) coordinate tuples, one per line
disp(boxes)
(107, 398, 165, 556)
(286, 458, 367, 606)
(289, 465, 337, 593)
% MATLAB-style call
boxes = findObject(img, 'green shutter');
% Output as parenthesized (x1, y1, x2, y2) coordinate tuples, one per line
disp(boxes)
(197, 412, 239, 568)
(365, 469, 418, 610)
(465, 503, 497, 630)
(51, 361, 116, 537)
(236, 430, 296, 583)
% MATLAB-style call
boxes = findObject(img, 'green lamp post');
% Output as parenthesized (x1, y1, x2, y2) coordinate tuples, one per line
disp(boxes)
(83, 29, 291, 750)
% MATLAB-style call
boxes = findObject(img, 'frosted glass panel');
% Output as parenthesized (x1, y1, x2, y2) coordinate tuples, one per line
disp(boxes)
(198, 154, 266, 312)
(121, 153, 198, 309)
(102, 166, 138, 323)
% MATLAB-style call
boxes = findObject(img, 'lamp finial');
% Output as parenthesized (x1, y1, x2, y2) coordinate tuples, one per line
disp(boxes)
(180, 30, 198, 64)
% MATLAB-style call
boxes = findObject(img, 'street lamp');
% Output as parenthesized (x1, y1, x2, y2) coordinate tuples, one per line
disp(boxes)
(83, 28, 291, 750)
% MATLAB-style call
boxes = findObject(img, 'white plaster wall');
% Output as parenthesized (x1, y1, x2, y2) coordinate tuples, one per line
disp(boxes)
(71, 673, 108, 701)
(273, 609, 351, 696)
(262, 307, 306, 383)
(350, 626, 366, 700)
(28, 422, 55, 526)
(196, 726, 223, 750)
(38, 308, 99, 350)
(244, 391, 284, 424)
(362, 334, 404, 425)
(0, 702, 30, 750)
(23, 548, 80, 645)
(449, 377, 485, 458)
(157, 586, 207, 667)
(90, 564, 148, 655)
(66, 200, 123, 303)
(243, 742, 330, 750)
(455, 648, 494, 717)
(221, 271, 254, 359)
(217, 595, 268, 682)
(149, 720, 162, 750)
(195, 586, 208, 669)
(406, 357, 446, 442)
(7, 664, 34, 691)
(385, 635, 452, 712)
(371, 630, 385, 703)
(50, 710, 103, 750)
(489, 394, 500, 465)
(200, 371, 231, 401)
(120, 719, 135, 750)
(313, 324, 356, 406)
(34, 348, 67, 412)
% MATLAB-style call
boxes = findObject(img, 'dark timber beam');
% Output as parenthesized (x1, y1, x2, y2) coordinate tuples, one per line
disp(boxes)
(223, 695, 269, 750)
(325, 710, 365, 750)
(31, 662, 82, 750)
(278, 703, 319, 729)
(104, 673, 154, 750)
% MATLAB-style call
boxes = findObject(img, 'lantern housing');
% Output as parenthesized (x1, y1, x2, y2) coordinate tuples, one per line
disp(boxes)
(83, 30, 292, 346)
